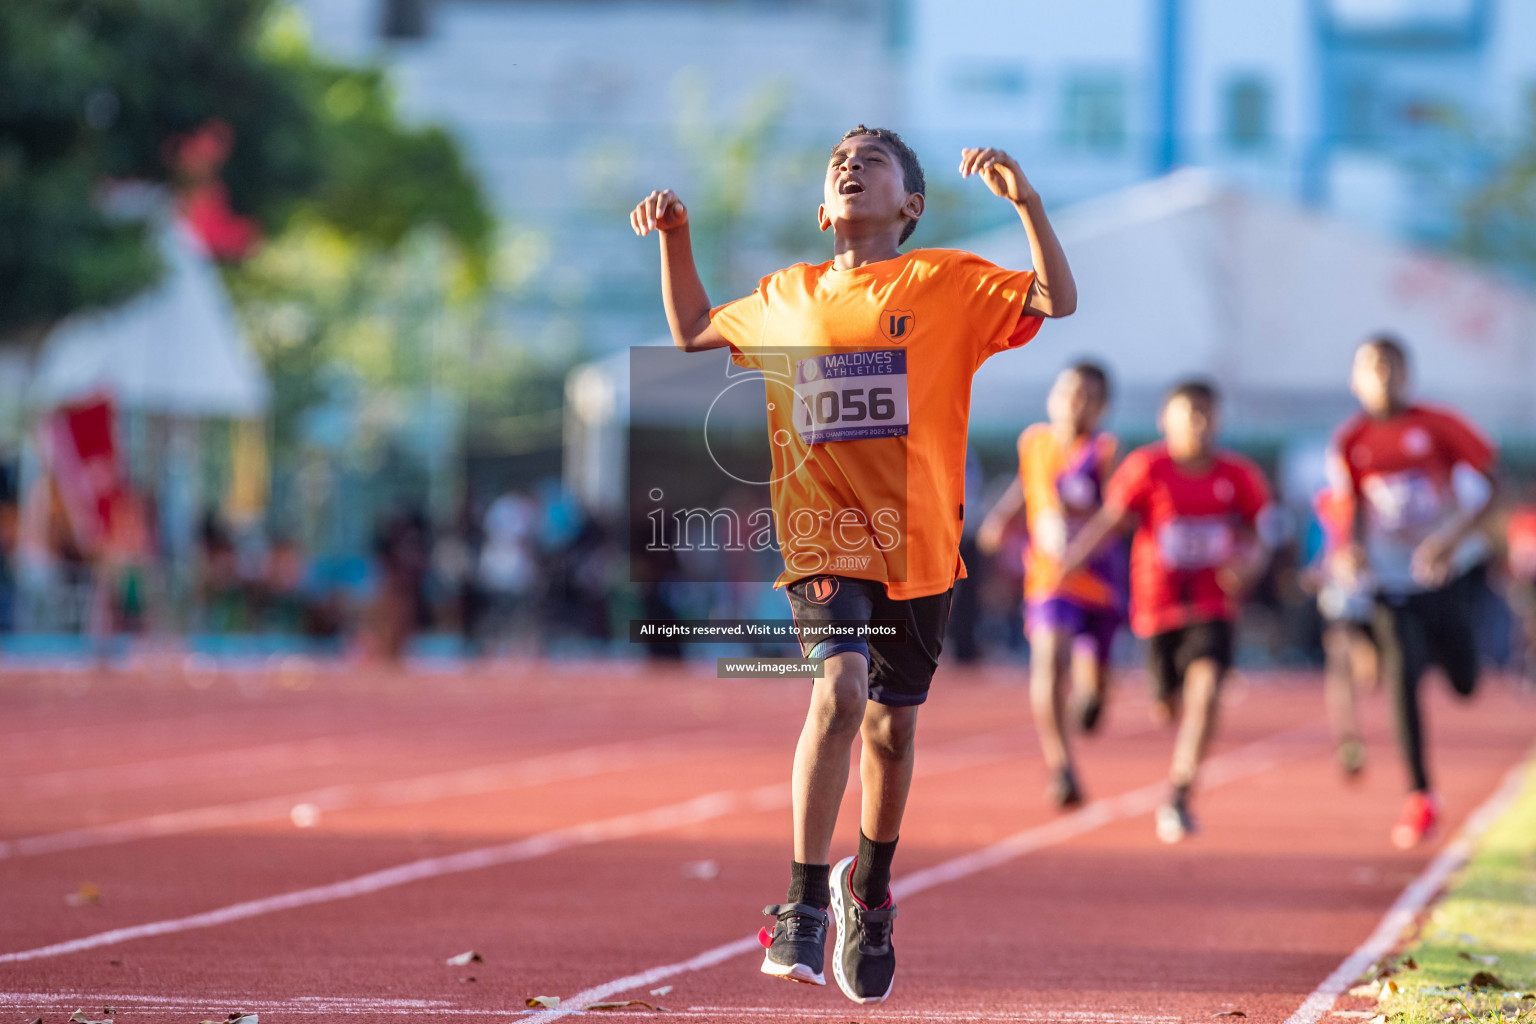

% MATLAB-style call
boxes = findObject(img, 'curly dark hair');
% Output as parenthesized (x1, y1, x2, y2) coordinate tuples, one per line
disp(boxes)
(834, 125, 926, 243)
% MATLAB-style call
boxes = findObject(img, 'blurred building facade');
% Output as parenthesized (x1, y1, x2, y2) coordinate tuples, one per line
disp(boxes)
(295, 0, 1536, 357)
(296, 0, 901, 356)
(907, 0, 1536, 244)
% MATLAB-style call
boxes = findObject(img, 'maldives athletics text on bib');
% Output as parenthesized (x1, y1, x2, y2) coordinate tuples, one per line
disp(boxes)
(793, 349, 910, 444)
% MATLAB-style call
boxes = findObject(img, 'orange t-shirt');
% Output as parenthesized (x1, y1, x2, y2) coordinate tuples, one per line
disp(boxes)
(1017, 424, 1121, 608)
(710, 248, 1043, 599)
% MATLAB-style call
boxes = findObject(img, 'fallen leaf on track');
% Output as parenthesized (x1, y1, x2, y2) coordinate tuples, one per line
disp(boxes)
(1213, 1011, 1246, 1018)
(526, 996, 560, 1010)
(65, 883, 102, 907)
(649, 986, 673, 996)
(69, 1010, 112, 1023)
(446, 950, 483, 966)
(28, 1017, 43, 1024)
(199, 1013, 256, 1024)
(586, 1001, 665, 1012)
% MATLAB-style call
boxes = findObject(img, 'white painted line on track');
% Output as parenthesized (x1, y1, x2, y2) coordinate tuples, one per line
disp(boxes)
(1281, 753, 1535, 1024)
(0, 727, 1025, 963)
(0, 737, 351, 799)
(538, 724, 1319, 1019)
(0, 730, 722, 860)
(0, 788, 772, 964)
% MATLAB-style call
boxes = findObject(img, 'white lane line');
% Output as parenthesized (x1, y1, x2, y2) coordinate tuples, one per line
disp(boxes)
(0, 738, 352, 800)
(539, 724, 1319, 1019)
(0, 728, 1025, 963)
(1281, 753, 1535, 1024)
(0, 731, 723, 860)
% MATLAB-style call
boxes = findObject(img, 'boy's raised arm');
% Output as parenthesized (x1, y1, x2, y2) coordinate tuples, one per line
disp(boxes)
(959, 148, 1077, 319)
(630, 189, 732, 352)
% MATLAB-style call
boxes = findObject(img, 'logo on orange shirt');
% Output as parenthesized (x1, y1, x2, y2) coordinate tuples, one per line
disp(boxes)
(880, 308, 915, 343)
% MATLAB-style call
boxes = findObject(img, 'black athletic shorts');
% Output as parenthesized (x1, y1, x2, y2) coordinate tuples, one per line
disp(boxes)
(1373, 564, 1483, 698)
(784, 575, 953, 708)
(1147, 619, 1234, 703)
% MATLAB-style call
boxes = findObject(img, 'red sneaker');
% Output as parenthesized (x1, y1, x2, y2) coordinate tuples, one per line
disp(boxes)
(1391, 791, 1440, 849)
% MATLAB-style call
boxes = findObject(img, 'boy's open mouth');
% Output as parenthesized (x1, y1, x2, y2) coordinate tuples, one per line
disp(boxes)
(838, 178, 865, 196)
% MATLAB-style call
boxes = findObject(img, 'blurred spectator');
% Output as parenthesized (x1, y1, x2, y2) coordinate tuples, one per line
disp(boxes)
(479, 488, 538, 647)
(434, 497, 486, 651)
(372, 509, 432, 661)
(262, 534, 309, 634)
(197, 511, 246, 632)
(101, 489, 156, 635)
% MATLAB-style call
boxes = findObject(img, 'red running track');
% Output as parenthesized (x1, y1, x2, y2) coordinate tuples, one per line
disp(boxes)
(1, 658, 1532, 1023)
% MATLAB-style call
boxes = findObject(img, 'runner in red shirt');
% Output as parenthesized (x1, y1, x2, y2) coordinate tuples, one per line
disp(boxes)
(1331, 335, 1499, 848)
(1059, 380, 1272, 843)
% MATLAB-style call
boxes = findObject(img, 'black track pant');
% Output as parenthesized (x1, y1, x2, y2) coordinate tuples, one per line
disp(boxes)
(1373, 565, 1484, 794)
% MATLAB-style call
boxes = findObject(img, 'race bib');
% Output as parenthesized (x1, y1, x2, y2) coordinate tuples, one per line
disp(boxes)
(1033, 510, 1069, 558)
(1157, 516, 1234, 570)
(1363, 471, 1442, 537)
(794, 350, 909, 444)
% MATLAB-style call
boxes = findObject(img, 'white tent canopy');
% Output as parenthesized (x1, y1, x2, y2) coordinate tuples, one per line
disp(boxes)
(964, 169, 1536, 438)
(32, 221, 269, 418)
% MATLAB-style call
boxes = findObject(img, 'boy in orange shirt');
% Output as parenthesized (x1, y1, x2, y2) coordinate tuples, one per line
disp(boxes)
(630, 128, 1075, 1003)
(978, 362, 1125, 808)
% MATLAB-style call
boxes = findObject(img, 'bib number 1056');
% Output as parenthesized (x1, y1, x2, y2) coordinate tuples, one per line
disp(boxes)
(794, 350, 910, 444)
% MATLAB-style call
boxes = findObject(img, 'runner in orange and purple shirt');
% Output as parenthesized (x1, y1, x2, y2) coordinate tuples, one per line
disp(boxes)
(978, 362, 1126, 808)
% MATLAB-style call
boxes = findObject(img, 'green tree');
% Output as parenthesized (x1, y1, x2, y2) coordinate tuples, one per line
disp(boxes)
(1461, 129, 1536, 283)
(0, 0, 492, 346)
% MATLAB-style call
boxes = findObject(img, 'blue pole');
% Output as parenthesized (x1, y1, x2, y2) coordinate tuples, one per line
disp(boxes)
(1154, 0, 1181, 174)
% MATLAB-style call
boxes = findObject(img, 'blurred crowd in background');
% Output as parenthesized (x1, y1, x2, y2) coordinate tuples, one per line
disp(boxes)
(4, 459, 1536, 681)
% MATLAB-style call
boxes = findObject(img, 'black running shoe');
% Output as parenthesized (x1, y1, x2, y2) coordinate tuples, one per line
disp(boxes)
(829, 855, 898, 1004)
(758, 903, 828, 986)
(1075, 691, 1104, 734)
(1047, 765, 1084, 808)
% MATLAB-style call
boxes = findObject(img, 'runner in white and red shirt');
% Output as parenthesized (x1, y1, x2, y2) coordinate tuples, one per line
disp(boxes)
(1330, 335, 1499, 849)
(1060, 379, 1273, 844)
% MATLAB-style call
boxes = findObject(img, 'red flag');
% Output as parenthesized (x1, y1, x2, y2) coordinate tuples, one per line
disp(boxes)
(43, 396, 122, 556)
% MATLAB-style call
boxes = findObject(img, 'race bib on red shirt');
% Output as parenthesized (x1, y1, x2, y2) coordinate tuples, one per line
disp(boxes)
(1156, 516, 1234, 570)
(1362, 470, 1443, 537)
